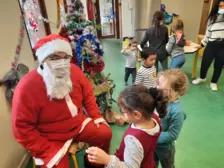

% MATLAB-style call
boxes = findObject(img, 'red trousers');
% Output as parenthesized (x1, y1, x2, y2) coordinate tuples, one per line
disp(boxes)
(41, 121, 112, 168)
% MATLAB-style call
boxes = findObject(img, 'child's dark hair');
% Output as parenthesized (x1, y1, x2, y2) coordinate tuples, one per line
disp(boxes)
(141, 47, 156, 60)
(152, 11, 164, 37)
(118, 85, 167, 119)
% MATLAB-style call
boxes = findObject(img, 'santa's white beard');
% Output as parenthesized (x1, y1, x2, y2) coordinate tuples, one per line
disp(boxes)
(42, 63, 72, 100)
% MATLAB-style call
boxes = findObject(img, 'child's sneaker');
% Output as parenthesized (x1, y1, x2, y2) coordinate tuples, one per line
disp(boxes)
(192, 78, 206, 84)
(210, 83, 218, 91)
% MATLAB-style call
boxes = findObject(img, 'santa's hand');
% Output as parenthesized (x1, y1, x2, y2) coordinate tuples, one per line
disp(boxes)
(94, 118, 110, 128)
(101, 121, 110, 127)
(95, 121, 110, 128)
(86, 147, 110, 165)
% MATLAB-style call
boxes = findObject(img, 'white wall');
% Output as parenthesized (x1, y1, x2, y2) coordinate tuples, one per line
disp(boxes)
(121, 0, 135, 38)
(121, 0, 203, 41)
(121, 0, 161, 39)
(0, 0, 36, 167)
(161, 0, 204, 40)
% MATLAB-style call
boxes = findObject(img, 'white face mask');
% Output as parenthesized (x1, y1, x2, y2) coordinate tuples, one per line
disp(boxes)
(218, 9, 224, 15)
(42, 62, 72, 99)
(49, 59, 71, 78)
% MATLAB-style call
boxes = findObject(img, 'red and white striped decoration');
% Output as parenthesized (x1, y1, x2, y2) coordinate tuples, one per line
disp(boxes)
(11, 15, 25, 70)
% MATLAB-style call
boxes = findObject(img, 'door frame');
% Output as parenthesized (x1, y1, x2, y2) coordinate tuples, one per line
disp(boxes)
(115, 0, 120, 38)
(95, 0, 116, 39)
(198, 0, 215, 34)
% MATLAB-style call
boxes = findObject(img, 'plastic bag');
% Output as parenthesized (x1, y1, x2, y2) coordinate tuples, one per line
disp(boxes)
(1, 63, 29, 104)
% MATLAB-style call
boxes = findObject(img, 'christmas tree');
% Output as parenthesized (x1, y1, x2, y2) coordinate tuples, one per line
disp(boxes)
(59, 0, 125, 125)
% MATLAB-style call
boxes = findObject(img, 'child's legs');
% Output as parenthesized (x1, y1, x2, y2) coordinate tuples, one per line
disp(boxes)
(124, 67, 132, 83)
(154, 146, 175, 168)
(170, 55, 186, 69)
(159, 58, 168, 71)
(131, 68, 137, 83)
(200, 43, 215, 79)
(156, 58, 168, 72)
(211, 43, 224, 83)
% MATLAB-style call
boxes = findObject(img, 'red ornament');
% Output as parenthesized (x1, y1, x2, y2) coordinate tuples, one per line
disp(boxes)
(84, 59, 105, 73)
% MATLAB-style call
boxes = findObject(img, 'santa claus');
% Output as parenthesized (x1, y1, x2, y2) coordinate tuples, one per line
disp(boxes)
(12, 34, 112, 168)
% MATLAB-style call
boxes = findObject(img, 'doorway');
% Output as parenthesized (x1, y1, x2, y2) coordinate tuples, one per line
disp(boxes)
(95, 0, 120, 39)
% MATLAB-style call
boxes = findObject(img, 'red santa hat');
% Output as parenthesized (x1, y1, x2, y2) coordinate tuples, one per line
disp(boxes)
(34, 34, 72, 62)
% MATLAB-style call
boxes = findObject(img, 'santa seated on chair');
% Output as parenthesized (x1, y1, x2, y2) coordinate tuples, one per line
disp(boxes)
(12, 34, 112, 168)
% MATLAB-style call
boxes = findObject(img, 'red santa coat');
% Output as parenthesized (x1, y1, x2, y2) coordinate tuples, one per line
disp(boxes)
(12, 64, 103, 167)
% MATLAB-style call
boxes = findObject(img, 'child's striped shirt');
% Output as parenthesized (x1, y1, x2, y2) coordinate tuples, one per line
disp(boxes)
(135, 65, 156, 88)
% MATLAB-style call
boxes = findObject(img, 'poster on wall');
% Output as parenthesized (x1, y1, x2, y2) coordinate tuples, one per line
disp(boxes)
(18, 0, 47, 48)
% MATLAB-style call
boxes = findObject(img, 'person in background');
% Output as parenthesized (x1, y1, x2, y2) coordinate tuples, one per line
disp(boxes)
(86, 85, 168, 168)
(12, 34, 112, 168)
(193, 0, 224, 91)
(121, 40, 138, 86)
(135, 47, 157, 89)
(155, 69, 188, 168)
(139, 11, 169, 71)
(166, 18, 186, 69)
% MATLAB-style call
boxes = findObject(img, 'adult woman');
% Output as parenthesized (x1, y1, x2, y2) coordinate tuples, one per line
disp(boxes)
(140, 11, 169, 71)
(193, 0, 224, 91)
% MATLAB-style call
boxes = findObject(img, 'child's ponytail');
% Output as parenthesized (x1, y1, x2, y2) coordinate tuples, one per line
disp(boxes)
(152, 11, 164, 37)
(149, 88, 167, 118)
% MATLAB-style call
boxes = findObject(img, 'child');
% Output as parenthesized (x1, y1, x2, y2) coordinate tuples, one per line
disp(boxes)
(155, 69, 188, 168)
(140, 11, 169, 71)
(135, 47, 157, 89)
(166, 18, 186, 69)
(86, 85, 168, 168)
(121, 40, 138, 86)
